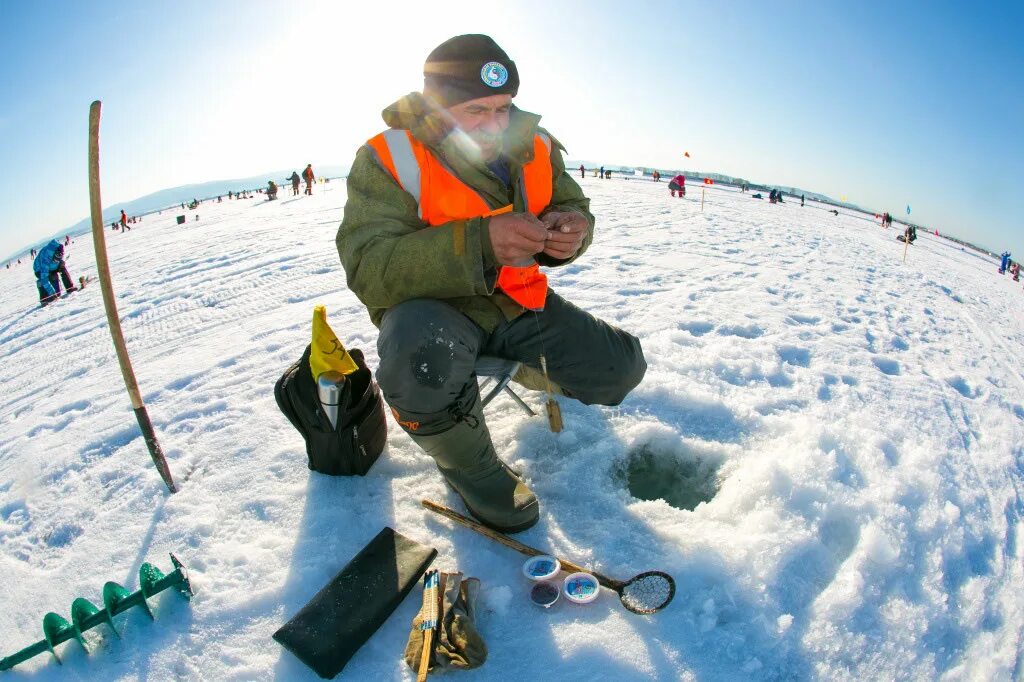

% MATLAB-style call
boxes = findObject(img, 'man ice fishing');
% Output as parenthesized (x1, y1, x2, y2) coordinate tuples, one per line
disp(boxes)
(337, 34, 646, 533)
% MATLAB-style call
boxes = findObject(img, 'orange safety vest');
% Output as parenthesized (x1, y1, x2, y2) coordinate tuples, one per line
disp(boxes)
(367, 129, 553, 311)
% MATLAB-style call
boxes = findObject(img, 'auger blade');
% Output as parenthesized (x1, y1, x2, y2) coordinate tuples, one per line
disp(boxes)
(70, 598, 101, 648)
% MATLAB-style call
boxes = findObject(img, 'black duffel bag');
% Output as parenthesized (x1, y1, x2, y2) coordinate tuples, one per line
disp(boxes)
(274, 344, 387, 476)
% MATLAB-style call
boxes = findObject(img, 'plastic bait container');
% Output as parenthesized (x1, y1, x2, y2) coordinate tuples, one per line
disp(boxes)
(530, 581, 560, 608)
(562, 572, 600, 605)
(522, 555, 561, 582)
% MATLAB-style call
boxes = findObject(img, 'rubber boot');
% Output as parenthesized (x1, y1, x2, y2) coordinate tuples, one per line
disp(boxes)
(410, 401, 539, 533)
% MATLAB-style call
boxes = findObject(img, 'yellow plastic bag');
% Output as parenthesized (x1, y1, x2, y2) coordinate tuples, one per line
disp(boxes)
(309, 305, 359, 379)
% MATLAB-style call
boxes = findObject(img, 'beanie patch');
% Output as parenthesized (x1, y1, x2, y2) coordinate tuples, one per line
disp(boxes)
(480, 62, 509, 88)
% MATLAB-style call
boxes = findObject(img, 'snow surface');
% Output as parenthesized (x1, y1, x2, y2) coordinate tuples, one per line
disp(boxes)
(1, 178, 1023, 681)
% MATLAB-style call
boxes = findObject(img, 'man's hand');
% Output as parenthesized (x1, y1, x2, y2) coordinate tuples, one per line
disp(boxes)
(488, 213, 549, 265)
(540, 211, 588, 260)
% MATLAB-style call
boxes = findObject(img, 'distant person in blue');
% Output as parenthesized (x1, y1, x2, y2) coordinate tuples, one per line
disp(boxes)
(999, 251, 1011, 274)
(33, 240, 76, 306)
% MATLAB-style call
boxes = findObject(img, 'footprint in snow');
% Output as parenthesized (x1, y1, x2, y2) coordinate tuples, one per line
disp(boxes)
(871, 357, 901, 376)
(777, 346, 811, 367)
(678, 321, 714, 336)
(717, 324, 764, 339)
(947, 376, 979, 399)
(787, 313, 821, 325)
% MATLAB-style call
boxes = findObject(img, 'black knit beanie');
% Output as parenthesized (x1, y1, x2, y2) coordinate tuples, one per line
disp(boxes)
(423, 34, 519, 107)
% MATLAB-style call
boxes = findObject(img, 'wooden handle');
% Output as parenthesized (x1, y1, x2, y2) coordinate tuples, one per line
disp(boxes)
(416, 569, 438, 682)
(540, 355, 562, 433)
(420, 499, 621, 589)
(416, 628, 432, 682)
(546, 398, 563, 433)
(88, 101, 177, 494)
(89, 101, 142, 409)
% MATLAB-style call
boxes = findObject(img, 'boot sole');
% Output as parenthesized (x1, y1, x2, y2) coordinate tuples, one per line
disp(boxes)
(461, 494, 539, 534)
(442, 478, 540, 534)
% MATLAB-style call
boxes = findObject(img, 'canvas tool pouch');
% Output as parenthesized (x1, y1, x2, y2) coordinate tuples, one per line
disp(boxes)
(274, 344, 387, 476)
(273, 527, 438, 679)
(404, 572, 487, 674)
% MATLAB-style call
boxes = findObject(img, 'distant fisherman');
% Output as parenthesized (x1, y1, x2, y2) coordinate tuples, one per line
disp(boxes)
(303, 164, 315, 195)
(669, 174, 686, 198)
(33, 240, 76, 305)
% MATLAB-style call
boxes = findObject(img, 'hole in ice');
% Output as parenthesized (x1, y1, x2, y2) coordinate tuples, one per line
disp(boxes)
(620, 444, 721, 511)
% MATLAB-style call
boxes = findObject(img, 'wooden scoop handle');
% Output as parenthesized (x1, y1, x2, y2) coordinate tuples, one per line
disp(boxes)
(420, 499, 622, 589)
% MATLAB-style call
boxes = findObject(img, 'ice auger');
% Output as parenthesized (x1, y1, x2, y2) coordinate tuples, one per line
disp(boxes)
(0, 553, 193, 672)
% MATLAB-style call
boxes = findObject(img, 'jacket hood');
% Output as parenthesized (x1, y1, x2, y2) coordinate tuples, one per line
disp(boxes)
(34, 240, 62, 271)
(381, 92, 543, 162)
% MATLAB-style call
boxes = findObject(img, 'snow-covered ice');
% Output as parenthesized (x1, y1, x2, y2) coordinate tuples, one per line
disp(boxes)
(1, 177, 1022, 680)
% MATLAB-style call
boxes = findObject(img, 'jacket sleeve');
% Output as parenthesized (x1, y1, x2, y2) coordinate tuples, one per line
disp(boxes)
(336, 145, 499, 309)
(536, 129, 595, 268)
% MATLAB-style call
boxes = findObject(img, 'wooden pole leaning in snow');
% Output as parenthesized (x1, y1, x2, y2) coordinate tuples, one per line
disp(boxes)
(88, 101, 178, 494)
(902, 226, 910, 264)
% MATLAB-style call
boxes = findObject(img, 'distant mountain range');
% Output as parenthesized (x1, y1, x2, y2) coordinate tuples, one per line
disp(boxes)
(6, 165, 350, 262)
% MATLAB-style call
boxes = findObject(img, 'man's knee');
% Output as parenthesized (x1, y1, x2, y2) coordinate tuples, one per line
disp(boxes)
(587, 333, 646, 406)
(376, 299, 482, 416)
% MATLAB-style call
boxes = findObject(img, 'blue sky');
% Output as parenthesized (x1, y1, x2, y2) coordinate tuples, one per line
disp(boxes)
(2, 0, 1022, 261)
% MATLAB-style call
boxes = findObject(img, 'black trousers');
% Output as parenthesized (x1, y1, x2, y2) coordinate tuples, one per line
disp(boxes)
(377, 292, 646, 435)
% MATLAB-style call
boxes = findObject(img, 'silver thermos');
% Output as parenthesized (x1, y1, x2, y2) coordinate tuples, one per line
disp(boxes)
(316, 371, 346, 429)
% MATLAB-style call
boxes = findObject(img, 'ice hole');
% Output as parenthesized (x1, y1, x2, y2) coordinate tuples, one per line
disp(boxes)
(621, 444, 721, 510)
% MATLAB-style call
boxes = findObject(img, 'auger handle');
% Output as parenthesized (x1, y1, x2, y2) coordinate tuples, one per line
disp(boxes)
(1, 641, 49, 672)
